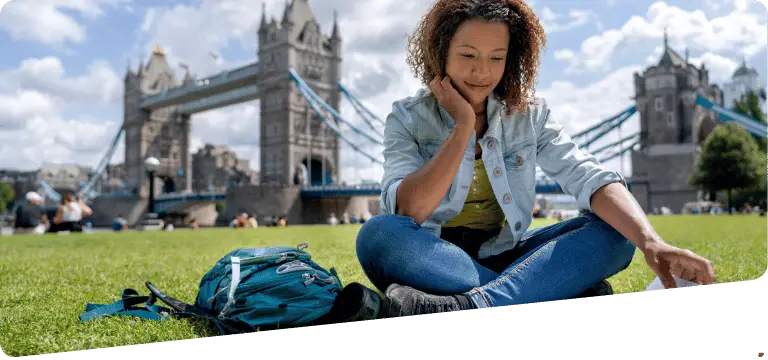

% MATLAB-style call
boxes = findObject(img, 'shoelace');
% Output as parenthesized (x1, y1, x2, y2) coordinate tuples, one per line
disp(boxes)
(415, 295, 458, 314)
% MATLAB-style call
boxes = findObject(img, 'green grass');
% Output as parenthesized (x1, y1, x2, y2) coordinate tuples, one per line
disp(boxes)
(1, 215, 765, 357)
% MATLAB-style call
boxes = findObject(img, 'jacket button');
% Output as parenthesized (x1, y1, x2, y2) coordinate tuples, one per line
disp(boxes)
(515, 221, 522, 231)
(503, 194, 512, 203)
(488, 140, 495, 149)
(516, 155, 524, 166)
(493, 167, 502, 176)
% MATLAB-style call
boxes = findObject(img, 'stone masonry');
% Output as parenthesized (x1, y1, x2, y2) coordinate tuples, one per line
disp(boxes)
(629, 31, 723, 214)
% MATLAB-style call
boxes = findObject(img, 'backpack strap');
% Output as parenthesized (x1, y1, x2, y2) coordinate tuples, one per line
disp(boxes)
(79, 285, 250, 336)
(144, 281, 252, 336)
(79, 288, 172, 322)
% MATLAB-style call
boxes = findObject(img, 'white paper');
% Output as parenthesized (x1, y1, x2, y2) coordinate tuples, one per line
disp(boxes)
(645, 276, 699, 291)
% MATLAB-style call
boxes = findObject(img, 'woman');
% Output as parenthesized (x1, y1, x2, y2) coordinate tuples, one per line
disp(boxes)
(52, 193, 92, 232)
(355, 0, 715, 317)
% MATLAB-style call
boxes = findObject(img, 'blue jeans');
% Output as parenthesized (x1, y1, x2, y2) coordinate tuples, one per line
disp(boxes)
(355, 213, 636, 308)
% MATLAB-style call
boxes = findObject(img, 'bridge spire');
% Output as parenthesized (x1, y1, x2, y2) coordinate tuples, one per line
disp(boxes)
(331, 10, 340, 39)
(260, 2, 267, 30)
(663, 26, 668, 49)
(281, 0, 294, 25)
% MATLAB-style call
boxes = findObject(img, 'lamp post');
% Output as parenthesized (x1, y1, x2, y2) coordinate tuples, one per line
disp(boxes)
(145, 157, 159, 214)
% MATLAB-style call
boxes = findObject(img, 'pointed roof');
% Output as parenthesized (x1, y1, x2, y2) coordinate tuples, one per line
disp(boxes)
(281, 0, 318, 38)
(658, 27, 686, 68)
(331, 10, 340, 40)
(259, 2, 268, 32)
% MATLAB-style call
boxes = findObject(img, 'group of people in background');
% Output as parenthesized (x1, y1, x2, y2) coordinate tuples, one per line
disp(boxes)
(230, 213, 288, 229)
(326, 212, 371, 226)
(12, 191, 93, 235)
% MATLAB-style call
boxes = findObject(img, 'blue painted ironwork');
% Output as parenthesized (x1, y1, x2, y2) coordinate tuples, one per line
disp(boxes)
(139, 62, 260, 110)
(176, 85, 260, 114)
(292, 74, 384, 164)
(695, 93, 767, 138)
(337, 82, 384, 137)
(290, 69, 383, 146)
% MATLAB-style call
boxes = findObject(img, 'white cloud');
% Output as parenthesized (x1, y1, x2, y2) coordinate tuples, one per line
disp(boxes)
(0, 90, 59, 130)
(0, 55, 123, 171)
(556, 1, 767, 73)
(0, 0, 129, 48)
(687, 52, 740, 83)
(540, 8, 599, 34)
(0, 57, 122, 106)
(0, 105, 122, 172)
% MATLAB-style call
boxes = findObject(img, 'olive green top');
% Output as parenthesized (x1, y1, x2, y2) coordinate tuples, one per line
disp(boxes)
(443, 159, 506, 231)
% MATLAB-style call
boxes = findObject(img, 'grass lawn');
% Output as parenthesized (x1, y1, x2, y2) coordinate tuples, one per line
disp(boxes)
(1, 215, 765, 357)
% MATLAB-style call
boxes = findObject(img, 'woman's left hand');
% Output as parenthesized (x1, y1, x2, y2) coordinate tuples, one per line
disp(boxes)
(642, 240, 716, 288)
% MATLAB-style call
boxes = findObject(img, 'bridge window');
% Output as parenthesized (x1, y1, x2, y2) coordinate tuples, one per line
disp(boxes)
(654, 97, 663, 112)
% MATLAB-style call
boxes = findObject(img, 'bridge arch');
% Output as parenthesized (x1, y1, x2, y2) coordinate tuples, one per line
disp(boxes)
(692, 106, 718, 148)
(158, 175, 176, 194)
(295, 156, 335, 186)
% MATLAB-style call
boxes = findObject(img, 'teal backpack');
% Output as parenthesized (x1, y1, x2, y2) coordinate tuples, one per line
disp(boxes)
(79, 243, 344, 335)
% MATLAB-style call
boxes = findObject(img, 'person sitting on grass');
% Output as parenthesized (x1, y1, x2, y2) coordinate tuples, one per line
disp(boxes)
(13, 192, 48, 235)
(112, 214, 128, 232)
(354, 0, 715, 317)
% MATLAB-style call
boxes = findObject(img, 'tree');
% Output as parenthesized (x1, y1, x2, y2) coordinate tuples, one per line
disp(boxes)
(732, 90, 767, 150)
(0, 182, 15, 212)
(733, 172, 768, 209)
(690, 123, 763, 213)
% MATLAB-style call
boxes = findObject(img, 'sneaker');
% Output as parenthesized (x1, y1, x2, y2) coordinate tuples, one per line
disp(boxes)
(381, 283, 473, 317)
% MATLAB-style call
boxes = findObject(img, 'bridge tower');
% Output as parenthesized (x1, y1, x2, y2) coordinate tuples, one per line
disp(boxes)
(257, 0, 342, 186)
(629, 30, 723, 213)
(123, 47, 193, 197)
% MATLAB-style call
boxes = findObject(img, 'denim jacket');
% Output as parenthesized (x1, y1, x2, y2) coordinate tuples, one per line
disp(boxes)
(380, 88, 626, 259)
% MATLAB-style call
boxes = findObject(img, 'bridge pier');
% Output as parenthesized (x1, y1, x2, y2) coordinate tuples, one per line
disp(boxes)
(219, 185, 303, 226)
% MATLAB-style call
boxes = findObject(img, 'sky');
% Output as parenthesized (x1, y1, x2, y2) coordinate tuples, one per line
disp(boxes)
(0, 0, 765, 185)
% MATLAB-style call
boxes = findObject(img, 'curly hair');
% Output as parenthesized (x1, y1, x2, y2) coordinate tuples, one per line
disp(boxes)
(406, 0, 547, 114)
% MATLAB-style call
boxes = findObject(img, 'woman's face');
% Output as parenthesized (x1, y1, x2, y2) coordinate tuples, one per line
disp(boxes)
(445, 19, 509, 108)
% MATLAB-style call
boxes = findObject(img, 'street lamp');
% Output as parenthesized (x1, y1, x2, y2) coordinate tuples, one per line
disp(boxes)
(145, 157, 159, 214)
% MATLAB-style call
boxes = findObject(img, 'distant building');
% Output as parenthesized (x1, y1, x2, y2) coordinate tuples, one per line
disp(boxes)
(629, 30, 724, 214)
(38, 163, 93, 197)
(723, 58, 766, 113)
(192, 144, 258, 193)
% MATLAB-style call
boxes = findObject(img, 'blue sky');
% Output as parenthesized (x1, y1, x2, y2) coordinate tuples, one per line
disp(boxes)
(0, 0, 765, 184)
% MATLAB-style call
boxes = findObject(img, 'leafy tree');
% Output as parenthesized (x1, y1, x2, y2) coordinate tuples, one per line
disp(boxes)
(731, 150, 767, 210)
(732, 90, 767, 150)
(690, 123, 763, 212)
(0, 182, 15, 212)
(215, 202, 226, 214)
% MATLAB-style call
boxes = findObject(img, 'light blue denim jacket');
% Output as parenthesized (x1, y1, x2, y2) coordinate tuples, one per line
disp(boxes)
(380, 88, 626, 259)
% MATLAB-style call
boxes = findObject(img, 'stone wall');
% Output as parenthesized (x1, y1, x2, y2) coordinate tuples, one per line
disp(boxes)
(630, 147, 700, 213)
(301, 195, 380, 224)
(218, 185, 303, 225)
(88, 197, 147, 227)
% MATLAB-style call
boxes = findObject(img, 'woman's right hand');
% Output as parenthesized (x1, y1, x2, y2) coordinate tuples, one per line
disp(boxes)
(429, 76, 476, 130)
